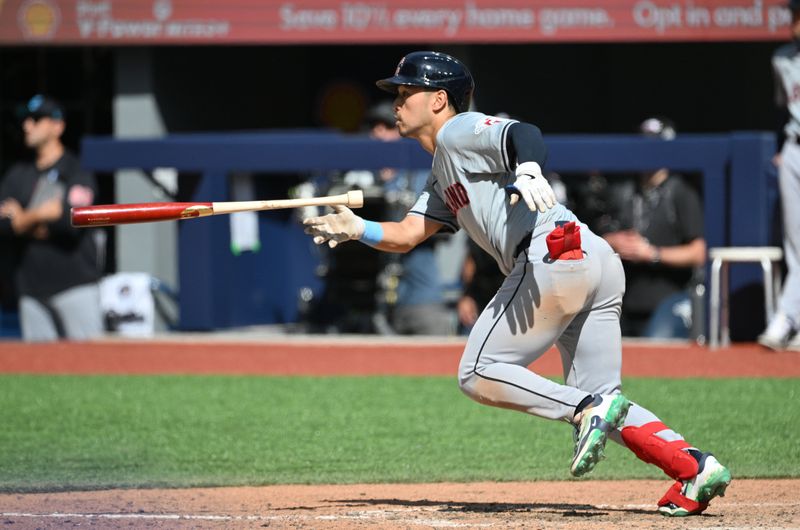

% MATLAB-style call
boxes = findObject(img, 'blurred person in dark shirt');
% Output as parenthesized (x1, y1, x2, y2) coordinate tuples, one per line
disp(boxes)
(600, 117, 705, 339)
(0, 95, 103, 341)
(366, 101, 452, 335)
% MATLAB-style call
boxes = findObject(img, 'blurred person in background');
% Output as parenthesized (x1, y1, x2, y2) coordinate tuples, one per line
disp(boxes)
(600, 117, 705, 339)
(363, 101, 452, 335)
(0, 95, 103, 341)
(456, 238, 504, 334)
(759, 0, 800, 350)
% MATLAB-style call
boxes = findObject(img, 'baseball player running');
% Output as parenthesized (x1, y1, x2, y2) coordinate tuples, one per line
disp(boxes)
(759, 0, 800, 350)
(304, 51, 731, 516)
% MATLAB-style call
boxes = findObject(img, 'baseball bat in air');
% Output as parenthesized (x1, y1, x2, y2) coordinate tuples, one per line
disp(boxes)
(71, 190, 364, 227)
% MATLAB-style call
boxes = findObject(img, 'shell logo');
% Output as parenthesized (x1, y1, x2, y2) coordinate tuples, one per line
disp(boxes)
(18, 0, 60, 39)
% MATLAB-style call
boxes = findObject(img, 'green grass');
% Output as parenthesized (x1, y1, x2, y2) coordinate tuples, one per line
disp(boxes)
(0, 375, 796, 492)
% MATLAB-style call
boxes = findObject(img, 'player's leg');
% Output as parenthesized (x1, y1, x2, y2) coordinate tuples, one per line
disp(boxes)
(18, 295, 60, 341)
(564, 337, 731, 515)
(51, 283, 104, 340)
(557, 231, 729, 514)
(616, 409, 731, 516)
(556, 240, 695, 478)
(457, 221, 610, 420)
(760, 143, 800, 348)
(458, 223, 629, 477)
(777, 149, 800, 323)
(558, 229, 696, 469)
(457, 254, 589, 421)
(555, 228, 631, 476)
(603, 351, 731, 514)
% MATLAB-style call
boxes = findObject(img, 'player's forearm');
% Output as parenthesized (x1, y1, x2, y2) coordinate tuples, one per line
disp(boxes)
(653, 238, 706, 267)
(367, 221, 423, 253)
(357, 213, 439, 253)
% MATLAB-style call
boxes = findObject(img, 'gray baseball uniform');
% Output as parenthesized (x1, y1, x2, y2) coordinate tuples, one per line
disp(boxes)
(409, 112, 679, 437)
(305, 50, 728, 503)
(772, 43, 800, 327)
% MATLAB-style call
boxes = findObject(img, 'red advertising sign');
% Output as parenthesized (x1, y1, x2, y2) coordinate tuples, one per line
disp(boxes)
(0, 0, 792, 45)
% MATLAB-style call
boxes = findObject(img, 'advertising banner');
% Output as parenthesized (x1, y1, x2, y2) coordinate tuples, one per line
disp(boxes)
(0, 0, 792, 45)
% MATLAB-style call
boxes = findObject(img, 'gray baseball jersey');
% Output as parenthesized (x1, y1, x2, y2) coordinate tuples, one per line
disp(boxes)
(408, 111, 676, 435)
(408, 112, 575, 275)
(773, 42, 800, 140)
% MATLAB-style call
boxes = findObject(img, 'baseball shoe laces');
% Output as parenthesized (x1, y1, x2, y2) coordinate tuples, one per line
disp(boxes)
(570, 393, 631, 477)
(658, 453, 732, 517)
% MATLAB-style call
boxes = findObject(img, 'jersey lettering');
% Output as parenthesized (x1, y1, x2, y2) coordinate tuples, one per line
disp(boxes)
(444, 182, 470, 214)
(474, 117, 504, 134)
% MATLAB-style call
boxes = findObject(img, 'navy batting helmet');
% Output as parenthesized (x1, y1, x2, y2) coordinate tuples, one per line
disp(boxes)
(376, 51, 474, 113)
(790, 0, 800, 11)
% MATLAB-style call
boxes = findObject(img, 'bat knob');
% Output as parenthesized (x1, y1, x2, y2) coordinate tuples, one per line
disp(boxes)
(346, 190, 365, 209)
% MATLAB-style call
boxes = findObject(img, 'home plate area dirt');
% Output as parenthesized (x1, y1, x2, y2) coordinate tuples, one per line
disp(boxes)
(1, 479, 798, 529)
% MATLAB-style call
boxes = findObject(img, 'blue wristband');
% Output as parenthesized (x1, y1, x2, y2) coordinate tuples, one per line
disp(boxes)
(360, 219, 384, 247)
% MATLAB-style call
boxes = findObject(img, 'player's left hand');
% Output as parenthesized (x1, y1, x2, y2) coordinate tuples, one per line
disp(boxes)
(303, 205, 366, 248)
(507, 161, 557, 213)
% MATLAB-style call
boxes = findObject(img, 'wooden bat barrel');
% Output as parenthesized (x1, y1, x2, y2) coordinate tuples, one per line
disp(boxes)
(71, 202, 214, 227)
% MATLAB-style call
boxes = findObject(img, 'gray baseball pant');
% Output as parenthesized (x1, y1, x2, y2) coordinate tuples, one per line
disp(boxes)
(458, 222, 684, 444)
(778, 141, 800, 324)
(20, 283, 104, 341)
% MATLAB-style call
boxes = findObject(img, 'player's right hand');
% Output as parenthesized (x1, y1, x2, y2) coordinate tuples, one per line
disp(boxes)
(507, 161, 557, 213)
(303, 205, 366, 248)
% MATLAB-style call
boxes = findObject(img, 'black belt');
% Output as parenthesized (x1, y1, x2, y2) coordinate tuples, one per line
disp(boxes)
(514, 231, 532, 258)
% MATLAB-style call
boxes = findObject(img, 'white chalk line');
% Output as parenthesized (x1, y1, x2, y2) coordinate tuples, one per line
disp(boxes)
(3, 512, 268, 521)
(597, 502, 800, 509)
(1, 510, 492, 528)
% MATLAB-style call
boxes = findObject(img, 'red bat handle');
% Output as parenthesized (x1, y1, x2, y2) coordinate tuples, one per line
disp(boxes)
(71, 202, 214, 227)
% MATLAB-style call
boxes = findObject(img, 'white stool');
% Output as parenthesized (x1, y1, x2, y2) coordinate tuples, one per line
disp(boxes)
(708, 246, 783, 348)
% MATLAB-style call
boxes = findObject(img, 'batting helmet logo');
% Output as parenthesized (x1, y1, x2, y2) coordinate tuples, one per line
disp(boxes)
(394, 56, 405, 76)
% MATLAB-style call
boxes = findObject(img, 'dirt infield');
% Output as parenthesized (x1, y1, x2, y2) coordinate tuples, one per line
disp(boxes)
(1, 337, 798, 529)
(1, 479, 798, 529)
